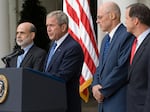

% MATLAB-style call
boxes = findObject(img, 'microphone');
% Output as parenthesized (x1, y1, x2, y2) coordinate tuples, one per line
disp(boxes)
(1, 49, 24, 64)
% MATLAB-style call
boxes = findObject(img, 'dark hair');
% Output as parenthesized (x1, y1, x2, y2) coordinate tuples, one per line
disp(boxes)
(127, 3, 150, 26)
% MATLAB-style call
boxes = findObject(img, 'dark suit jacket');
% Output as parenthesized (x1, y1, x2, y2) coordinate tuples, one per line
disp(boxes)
(127, 33, 150, 112)
(44, 34, 84, 112)
(92, 24, 134, 112)
(6, 45, 47, 71)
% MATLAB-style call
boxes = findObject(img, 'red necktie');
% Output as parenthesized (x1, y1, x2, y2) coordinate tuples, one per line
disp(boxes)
(130, 38, 137, 64)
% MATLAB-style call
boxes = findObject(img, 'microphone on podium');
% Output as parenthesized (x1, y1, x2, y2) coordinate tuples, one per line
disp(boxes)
(1, 49, 24, 64)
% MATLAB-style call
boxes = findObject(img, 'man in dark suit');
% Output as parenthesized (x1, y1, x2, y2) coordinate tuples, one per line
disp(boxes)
(125, 3, 150, 112)
(44, 10, 84, 112)
(6, 22, 47, 71)
(92, 1, 134, 112)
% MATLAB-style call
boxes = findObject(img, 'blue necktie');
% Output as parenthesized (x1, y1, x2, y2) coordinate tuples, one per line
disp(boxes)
(17, 54, 24, 68)
(103, 34, 110, 60)
(45, 42, 57, 71)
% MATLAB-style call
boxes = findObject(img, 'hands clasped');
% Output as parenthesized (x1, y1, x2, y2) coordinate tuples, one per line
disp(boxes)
(92, 84, 104, 103)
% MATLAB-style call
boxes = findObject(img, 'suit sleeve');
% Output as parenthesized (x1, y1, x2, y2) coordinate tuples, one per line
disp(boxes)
(92, 38, 105, 87)
(144, 51, 150, 112)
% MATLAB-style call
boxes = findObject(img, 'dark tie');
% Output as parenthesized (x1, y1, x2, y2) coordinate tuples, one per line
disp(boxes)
(130, 38, 137, 64)
(103, 34, 110, 60)
(45, 42, 57, 71)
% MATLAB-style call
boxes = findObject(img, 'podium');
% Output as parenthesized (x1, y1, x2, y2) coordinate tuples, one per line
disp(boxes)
(0, 68, 67, 112)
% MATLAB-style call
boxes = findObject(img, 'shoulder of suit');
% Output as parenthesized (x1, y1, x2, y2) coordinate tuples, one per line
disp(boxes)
(30, 45, 47, 54)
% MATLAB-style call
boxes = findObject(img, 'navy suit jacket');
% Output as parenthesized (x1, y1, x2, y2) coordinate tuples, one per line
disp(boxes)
(6, 45, 47, 71)
(44, 34, 84, 112)
(127, 33, 150, 112)
(92, 24, 134, 112)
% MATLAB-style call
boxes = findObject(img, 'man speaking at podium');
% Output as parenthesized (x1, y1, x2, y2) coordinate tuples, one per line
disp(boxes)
(4, 22, 46, 71)
(44, 10, 84, 112)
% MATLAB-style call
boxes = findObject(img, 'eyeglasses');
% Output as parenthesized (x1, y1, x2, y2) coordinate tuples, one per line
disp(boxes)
(97, 12, 110, 20)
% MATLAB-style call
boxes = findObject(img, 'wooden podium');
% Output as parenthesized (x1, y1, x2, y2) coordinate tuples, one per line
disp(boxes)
(0, 68, 67, 112)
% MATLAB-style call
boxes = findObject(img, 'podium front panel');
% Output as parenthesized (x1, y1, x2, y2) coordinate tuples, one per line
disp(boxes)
(0, 68, 67, 112)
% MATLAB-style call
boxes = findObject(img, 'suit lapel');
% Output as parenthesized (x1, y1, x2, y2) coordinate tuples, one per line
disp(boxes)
(128, 33, 150, 78)
(47, 45, 62, 70)
(46, 36, 70, 70)
(102, 24, 124, 65)
(99, 24, 125, 77)
(20, 53, 32, 67)
(20, 45, 34, 67)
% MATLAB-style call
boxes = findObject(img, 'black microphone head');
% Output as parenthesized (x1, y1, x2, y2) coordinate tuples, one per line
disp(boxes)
(1, 49, 24, 65)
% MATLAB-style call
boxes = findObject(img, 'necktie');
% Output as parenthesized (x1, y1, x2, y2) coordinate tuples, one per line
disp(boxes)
(103, 34, 110, 60)
(45, 42, 57, 71)
(17, 54, 24, 68)
(130, 38, 137, 64)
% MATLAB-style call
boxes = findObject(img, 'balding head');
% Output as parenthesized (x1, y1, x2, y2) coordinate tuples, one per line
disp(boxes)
(97, 1, 121, 32)
(99, 1, 121, 21)
(17, 22, 36, 33)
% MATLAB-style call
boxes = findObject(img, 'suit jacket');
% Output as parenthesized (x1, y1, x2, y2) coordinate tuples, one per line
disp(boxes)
(6, 44, 47, 71)
(44, 34, 84, 112)
(127, 33, 150, 112)
(92, 24, 134, 112)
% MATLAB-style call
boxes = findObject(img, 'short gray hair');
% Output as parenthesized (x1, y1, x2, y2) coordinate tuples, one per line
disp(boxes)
(47, 10, 69, 29)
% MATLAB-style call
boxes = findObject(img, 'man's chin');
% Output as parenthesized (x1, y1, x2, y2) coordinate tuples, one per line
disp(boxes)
(16, 43, 22, 46)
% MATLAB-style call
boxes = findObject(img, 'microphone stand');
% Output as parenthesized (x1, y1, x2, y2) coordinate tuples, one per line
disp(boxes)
(1, 57, 9, 65)
(1, 49, 24, 65)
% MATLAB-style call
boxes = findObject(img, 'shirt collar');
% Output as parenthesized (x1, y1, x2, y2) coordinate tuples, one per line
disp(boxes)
(136, 28, 150, 50)
(55, 33, 68, 48)
(22, 42, 34, 56)
(108, 23, 121, 41)
(23, 42, 34, 51)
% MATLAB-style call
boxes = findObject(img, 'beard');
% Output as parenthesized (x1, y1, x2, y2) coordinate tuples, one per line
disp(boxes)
(16, 36, 32, 47)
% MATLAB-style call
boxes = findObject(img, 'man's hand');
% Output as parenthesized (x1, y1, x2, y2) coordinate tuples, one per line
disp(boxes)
(92, 84, 104, 103)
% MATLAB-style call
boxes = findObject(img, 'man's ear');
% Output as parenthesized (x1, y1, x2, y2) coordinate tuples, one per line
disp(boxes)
(31, 32, 35, 39)
(109, 12, 116, 20)
(61, 24, 67, 32)
(134, 17, 139, 26)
